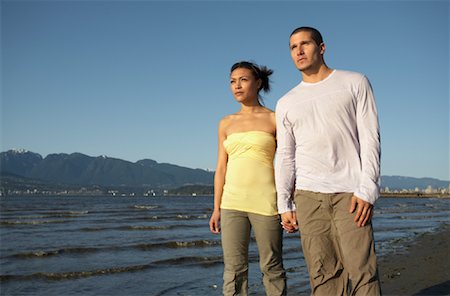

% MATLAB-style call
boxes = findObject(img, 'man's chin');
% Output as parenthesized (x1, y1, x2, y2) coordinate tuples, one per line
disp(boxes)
(296, 65, 309, 72)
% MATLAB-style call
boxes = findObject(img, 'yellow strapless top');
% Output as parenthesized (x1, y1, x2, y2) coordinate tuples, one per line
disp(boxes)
(220, 131, 278, 216)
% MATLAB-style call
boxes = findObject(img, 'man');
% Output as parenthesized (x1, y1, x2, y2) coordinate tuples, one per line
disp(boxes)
(275, 26, 381, 295)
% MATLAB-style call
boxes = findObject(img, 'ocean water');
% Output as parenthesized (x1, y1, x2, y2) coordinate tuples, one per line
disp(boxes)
(1, 196, 449, 295)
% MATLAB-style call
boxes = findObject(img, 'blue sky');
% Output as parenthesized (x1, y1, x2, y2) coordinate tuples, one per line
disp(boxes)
(1, 0, 449, 180)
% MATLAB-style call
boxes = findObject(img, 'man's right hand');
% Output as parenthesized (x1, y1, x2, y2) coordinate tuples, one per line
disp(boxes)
(280, 211, 299, 233)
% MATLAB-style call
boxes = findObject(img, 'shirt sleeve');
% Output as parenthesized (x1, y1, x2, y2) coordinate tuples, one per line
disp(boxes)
(354, 75, 381, 204)
(275, 102, 297, 213)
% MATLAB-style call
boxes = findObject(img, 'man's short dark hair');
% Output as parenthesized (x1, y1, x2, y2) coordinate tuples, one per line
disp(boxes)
(290, 27, 323, 46)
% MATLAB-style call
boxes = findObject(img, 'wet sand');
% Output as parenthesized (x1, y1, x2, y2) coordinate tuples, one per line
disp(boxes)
(379, 223, 450, 295)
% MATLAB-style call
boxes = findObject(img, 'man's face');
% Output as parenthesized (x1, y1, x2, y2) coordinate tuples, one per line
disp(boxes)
(289, 31, 325, 72)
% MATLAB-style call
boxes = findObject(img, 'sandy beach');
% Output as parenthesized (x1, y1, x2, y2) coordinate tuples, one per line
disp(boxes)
(379, 223, 450, 296)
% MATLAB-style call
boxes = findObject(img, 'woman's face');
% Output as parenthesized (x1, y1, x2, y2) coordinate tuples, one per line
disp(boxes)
(230, 67, 261, 103)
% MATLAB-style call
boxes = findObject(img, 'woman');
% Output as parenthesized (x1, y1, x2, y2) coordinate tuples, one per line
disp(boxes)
(209, 61, 286, 296)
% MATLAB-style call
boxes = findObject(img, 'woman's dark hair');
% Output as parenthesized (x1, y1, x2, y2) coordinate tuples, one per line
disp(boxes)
(230, 61, 273, 93)
(289, 26, 323, 46)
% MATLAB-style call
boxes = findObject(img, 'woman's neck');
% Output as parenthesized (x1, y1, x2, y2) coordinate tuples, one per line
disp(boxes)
(239, 103, 264, 114)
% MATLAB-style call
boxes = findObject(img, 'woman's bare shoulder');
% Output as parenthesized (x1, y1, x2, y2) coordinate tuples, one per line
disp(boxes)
(218, 114, 235, 132)
(219, 114, 234, 125)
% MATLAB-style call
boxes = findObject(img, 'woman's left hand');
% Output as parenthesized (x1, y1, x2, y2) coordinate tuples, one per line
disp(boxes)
(209, 210, 221, 234)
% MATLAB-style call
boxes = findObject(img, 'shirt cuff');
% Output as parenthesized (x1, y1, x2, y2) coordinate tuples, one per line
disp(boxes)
(277, 196, 297, 214)
(354, 188, 379, 205)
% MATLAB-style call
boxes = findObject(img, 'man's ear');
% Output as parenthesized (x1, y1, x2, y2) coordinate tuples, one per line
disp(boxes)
(320, 42, 326, 55)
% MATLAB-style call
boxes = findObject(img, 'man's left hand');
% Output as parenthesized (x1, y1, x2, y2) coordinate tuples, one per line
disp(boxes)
(349, 195, 373, 227)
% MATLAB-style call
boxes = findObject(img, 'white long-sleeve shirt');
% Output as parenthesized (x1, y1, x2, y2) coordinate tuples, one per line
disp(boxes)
(275, 70, 380, 214)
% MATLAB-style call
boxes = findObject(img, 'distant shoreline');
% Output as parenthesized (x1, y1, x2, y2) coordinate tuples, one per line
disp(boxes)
(380, 193, 450, 198)
(1, 193, 450, 199)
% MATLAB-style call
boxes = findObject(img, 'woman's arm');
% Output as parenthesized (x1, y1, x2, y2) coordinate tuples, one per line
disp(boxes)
(209, 119, 228, 234)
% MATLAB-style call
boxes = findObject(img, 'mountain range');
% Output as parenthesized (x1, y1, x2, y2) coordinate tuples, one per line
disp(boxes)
(0, 149, 449, 190)
(0, 149, 213, 188)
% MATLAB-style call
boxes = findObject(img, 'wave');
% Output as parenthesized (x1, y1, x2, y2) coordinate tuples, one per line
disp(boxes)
(135, 239, 221, 250)
(1, 214, 84, 220)
(1, 211, 89, 218)
(0, 255, 223, 282)
(120, 224, 199, 231)
(153, 255, 223, 267)
(78, 224, 200, 232)
(153, 253, 263, 268)
(173, 214, 209, 219)
(132, 205, 159, 210)
(7, 239, 221, 260)
(39, 211, 89, 218)
(11, 247, 103, 259)
(42, 210, 89, 215)
(160, 214, 208, 220)
(79, 226, 168, 232)
(0, 220, 70, 226)
(0, 264, 152, 282)
(79, 227, 109, 232)
(129, 214, 208, 221)
(135, 240, 220, 250)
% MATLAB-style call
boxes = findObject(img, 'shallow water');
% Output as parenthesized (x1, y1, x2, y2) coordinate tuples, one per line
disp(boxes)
(1, 196, 449, 295)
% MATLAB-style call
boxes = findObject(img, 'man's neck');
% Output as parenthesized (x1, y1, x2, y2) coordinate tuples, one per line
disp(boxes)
(301, 65, 333, 83)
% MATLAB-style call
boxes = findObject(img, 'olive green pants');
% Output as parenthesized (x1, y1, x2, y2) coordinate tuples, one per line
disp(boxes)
(221, 209, 286, 296)
(295, 190, 381, 296)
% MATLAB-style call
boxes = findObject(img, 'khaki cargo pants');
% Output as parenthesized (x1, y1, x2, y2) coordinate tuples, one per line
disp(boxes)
(221, 209, 287, 296)
(294, 190, 381, 296)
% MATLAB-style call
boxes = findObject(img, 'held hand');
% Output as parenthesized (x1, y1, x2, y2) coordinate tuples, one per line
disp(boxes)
(280, 211, 299, 233)
(209, 210, 221, 234)
(349, 195, 373, 227)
